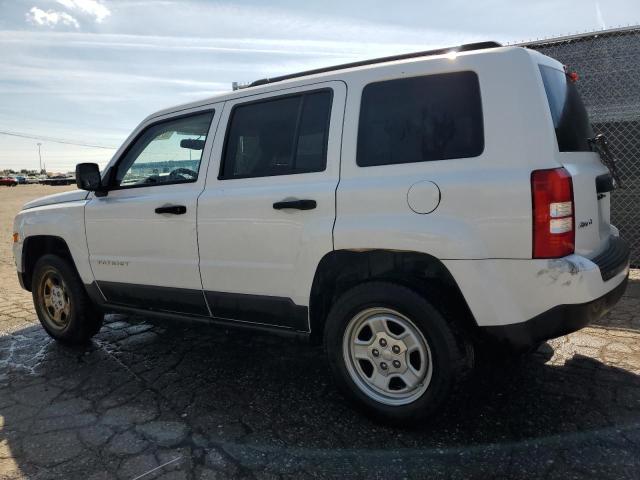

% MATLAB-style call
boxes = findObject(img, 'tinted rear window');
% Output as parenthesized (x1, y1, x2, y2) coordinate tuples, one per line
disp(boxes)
(357, 71, 484, 167)
(539, 65, 593, 152)
(220, 90, 332, 179)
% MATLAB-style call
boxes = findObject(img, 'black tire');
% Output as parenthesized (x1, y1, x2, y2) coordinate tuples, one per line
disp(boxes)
(324, 281, 466, 424)
(32, 254, 103, 345)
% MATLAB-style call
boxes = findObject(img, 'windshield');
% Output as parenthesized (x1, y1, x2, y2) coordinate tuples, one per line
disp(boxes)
(539, 65, 593, 152)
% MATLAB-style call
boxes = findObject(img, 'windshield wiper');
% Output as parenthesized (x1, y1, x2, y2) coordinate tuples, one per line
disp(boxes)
(588, 133, 623, 188)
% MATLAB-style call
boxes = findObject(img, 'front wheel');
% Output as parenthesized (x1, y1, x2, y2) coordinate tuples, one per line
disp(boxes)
(32, 254, 103, 345)
(325, 282, 466, 424)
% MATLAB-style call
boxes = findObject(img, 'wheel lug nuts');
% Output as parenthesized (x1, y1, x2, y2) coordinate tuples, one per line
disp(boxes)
(392, 345, 400, 354)
(380, 362, 388, 370)
(379, 338, 387, 347)
(393, 360, 401, 368)
(372, 349, 379, 357)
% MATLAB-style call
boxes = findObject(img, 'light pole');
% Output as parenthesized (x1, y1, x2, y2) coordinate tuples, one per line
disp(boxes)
(37, 143, 42, 173)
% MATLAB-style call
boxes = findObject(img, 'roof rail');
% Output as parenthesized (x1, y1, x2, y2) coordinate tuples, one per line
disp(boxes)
(248, 41, 502, 88)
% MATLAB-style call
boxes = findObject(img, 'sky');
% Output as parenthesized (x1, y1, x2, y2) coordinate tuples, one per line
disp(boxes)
(0, 0, 638, 172)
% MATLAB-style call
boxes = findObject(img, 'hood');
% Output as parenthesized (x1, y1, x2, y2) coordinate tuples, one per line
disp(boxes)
(23, 189, 90, 210)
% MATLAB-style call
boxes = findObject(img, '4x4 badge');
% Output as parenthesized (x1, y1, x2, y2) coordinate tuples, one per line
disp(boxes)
(578, 219, 593, 228)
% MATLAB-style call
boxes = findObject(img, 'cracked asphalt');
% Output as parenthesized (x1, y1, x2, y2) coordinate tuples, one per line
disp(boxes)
(1, 186, 640, 480)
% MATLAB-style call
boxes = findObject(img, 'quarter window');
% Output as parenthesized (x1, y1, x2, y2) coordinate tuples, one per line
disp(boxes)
(115, 111, 214, 188)
(220, 90, 332, 179)
(357, 71, 484, 167)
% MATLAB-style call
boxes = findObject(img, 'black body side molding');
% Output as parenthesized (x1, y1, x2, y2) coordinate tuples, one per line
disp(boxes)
(204, 291, 308, 330)
(98, 281, 209, 316)
(85, 281, 309, 333)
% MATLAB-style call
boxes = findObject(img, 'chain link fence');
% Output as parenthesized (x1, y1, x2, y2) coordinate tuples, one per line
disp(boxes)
(522, 26, 640, 266)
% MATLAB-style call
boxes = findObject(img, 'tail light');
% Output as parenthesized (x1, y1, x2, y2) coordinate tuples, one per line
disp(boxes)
(531, 167, 575, 258)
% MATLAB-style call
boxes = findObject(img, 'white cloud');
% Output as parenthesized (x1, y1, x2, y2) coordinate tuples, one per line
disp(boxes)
(595, 2, 607, 29)
(26, 7, 79, 28)
(56, 0, 110, 23)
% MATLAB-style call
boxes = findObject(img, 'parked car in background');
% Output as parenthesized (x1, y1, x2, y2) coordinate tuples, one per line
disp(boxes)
(12, 176, 27, 184)
(40, 175, 76, 186)
(0, 176, 18, 186)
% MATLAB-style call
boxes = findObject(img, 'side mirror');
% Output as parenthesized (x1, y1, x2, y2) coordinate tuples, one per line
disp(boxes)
(75, 163, 102, 191)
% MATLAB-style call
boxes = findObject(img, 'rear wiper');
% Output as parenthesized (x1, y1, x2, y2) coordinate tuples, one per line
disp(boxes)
(588, 133, 622, 188)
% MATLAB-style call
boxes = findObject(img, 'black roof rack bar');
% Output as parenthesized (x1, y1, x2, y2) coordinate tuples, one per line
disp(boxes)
(249, 41, 502, 88)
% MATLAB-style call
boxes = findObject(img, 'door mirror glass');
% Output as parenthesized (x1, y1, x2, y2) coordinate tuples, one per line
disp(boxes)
(76, 163, 102, 191)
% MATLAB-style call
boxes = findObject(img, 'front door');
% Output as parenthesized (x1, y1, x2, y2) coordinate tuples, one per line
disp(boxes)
(198, 82, 346, 331)
(85, 106, 221, 315)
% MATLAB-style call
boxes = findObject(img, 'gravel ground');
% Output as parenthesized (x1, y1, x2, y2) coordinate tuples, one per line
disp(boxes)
(1, 185, 639, 479)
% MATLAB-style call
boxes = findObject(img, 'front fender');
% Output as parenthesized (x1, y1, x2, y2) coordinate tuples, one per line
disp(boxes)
(14, 200, 93, 284)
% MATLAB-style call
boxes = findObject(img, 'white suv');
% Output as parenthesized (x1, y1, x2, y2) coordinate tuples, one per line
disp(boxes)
(12, 42, 630, 422)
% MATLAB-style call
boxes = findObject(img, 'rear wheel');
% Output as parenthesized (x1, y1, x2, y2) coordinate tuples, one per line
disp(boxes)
(32, 254, 103, 345)
(325, 282, 467, 424)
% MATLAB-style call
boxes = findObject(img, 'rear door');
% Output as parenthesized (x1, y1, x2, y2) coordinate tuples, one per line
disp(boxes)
(538, 61, 612, 257)
(198, 81, 346, 331)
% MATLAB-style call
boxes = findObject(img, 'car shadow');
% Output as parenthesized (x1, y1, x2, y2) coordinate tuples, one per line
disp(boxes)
(588, 275, 640, 336)
(1, 312, 639, 479)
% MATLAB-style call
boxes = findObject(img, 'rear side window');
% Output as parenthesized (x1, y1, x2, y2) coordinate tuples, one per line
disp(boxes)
(357, 71, 484, 167)
(220, 90, 332, 179)
(539, 65, 593, 152)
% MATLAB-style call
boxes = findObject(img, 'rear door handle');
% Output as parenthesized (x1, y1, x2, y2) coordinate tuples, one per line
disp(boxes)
(272, 199, 317, 210)
(155, 205, 187, 215)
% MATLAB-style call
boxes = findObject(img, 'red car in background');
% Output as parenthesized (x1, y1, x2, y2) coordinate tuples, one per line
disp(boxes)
(0, 176, 18, 186)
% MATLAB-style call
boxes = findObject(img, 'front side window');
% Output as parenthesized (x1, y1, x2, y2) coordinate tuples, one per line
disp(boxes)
(115, 111, 215, 188)
(220, 90, 332, 179)
(357, 71, 484, 167)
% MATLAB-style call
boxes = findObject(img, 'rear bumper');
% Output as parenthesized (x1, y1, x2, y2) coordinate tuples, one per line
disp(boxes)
(443, 234, 630, 345)
(481, 274, 628, 349)
(590, 235, 629, 281)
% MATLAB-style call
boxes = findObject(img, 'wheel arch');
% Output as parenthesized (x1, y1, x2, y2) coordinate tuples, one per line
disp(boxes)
(21, 235, 78, 291)
(309, 249, 477, 344)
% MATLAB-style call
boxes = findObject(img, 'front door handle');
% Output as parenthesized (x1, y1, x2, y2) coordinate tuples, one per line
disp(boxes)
(273, 199, 317, 210)
(155, 205, 187, 215)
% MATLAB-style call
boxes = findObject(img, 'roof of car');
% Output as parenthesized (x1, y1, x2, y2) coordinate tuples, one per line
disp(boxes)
(145, 41, 534, 122)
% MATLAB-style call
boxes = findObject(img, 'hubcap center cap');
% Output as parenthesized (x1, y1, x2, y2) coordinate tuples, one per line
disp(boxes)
(371, 333, 408, 376)
(50, 286, 65, 310)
